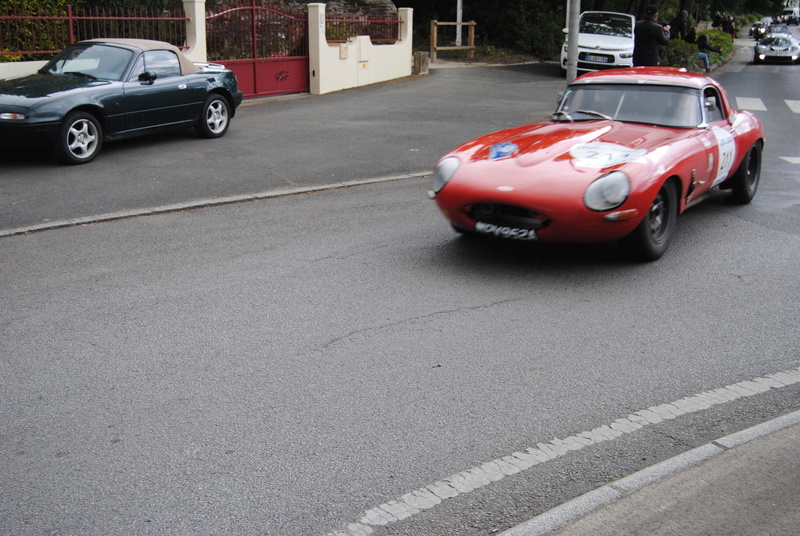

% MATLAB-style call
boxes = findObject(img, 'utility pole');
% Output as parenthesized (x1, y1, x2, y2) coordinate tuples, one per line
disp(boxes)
(566, 0, 580, 82)
(456, 0, 463, 47)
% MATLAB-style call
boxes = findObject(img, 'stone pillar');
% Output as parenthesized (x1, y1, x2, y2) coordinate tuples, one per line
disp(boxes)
(308, 3, 326, 95)
(182, 0, 207, 62)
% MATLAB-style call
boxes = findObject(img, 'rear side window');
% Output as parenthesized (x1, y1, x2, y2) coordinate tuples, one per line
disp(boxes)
(703, 87, 725, 124)
(143, 50, 181, 78)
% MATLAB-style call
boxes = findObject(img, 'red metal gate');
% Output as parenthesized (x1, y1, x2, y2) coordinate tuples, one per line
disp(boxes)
(206, 0, 308, 98)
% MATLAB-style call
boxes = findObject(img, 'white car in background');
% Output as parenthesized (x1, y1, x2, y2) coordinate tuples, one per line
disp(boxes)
(561, 11, 635, 73)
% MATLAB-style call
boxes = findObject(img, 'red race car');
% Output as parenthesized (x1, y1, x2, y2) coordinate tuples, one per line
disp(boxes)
(429, 67, 764, 260)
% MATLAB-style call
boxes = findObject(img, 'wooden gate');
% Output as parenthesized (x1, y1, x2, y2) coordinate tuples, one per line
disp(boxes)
(206, 0, 309, 98)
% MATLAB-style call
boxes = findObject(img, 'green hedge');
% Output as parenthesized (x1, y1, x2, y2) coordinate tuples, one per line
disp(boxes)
(662, 29, 735, 73)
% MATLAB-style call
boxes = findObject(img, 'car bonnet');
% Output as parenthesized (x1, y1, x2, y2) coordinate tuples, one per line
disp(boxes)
(0, 73, 107, 104)
(463, 121, 690, 173)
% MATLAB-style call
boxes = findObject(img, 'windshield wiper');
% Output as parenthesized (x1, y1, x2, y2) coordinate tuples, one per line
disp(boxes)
(64, 71, 98, 80)
(552, 110, 574, 122)
(576, 109, 613, 120)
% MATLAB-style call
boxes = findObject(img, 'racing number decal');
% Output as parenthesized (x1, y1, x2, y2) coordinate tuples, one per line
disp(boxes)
(570, 143, 646, 168)
(710, 126, 737, 186)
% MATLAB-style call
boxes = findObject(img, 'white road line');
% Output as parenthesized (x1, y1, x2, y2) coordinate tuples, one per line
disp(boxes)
(786, 100, 800, 114)
(326, 365, 800, 536)
(736, 97, 767, 111)
(780, 157, 800, 164)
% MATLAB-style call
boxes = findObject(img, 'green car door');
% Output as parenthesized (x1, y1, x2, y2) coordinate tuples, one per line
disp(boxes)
(123, 50, 197, 132)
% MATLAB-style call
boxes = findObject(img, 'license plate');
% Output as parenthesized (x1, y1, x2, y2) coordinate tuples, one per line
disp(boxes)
(474, 222, 537, 241)
(585, 54, 608, 63)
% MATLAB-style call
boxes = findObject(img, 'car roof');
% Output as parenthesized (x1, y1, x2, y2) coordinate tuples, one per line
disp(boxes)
(569, 67, 712, 90)
(81, 38, 200, 75)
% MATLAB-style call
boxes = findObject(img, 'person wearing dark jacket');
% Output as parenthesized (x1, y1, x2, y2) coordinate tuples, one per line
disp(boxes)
(669, 10, 689, 40)
(697, 33, 722, 72)
(634, 5, 671, 66)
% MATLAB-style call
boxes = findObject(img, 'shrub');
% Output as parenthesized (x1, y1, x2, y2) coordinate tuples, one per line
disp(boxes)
(661, 39, 705, 72)
(661, 28, 734, 73)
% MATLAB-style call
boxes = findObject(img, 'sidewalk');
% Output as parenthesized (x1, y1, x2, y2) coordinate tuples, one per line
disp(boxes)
(502, 410, 800, 535)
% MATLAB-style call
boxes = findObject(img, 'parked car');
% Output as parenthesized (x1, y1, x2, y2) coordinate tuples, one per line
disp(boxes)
(561, 11, 635, 73)
(754, 33, 800, 63)
(429, 67, 764, 261)
(0, 38, 243, 164)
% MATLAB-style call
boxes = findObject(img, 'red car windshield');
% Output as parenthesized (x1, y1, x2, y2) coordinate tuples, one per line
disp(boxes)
(556, 84, 703, 128)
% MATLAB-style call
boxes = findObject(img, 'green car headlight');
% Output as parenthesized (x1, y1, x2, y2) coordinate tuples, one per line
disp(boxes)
(0, 112, 26, 120)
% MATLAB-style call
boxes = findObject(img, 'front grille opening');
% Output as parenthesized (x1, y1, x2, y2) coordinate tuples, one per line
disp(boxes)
(465, 203, 550, 230)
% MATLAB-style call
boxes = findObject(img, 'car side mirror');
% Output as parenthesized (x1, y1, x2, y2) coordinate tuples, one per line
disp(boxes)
(138, 71, 157, 84)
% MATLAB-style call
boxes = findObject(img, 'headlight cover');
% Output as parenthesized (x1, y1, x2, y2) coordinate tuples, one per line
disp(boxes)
(0, 112, 26, 120)
(431, 156, 460, 193)
(584, 171, 630, 211)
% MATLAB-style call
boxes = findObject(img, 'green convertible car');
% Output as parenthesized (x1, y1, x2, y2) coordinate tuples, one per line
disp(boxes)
(0, 38, 243, 164)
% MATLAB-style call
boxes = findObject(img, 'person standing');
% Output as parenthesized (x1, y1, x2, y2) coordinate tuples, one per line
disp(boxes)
(633, 5, 671, 66)
(669, 10, 690, 40)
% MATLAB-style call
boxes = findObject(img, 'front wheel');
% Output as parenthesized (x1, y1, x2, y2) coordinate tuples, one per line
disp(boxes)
(621, 180, 678, 261)
(195, 95, 230, 138)
(55, 111, 103, 164)
(726, 141, 761, 204)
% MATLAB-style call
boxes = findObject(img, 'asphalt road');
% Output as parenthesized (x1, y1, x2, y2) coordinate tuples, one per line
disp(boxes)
(2, 42, 799, 536)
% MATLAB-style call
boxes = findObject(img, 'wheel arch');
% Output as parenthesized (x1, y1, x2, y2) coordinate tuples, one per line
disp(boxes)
(65, 105, 106, 133)
(207, 89, 236, 118)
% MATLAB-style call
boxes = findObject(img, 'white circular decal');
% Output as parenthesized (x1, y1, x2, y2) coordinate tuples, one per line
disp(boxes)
(570, 142, 646, 169)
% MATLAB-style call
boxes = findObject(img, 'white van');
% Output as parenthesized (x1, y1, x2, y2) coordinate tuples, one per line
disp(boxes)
(783, 7, 799, 24)
(561, 11, 635, 73)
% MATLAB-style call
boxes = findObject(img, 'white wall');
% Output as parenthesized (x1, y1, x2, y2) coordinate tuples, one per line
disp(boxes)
(0, 61, 46, 80)
(308, 4, 413, 95)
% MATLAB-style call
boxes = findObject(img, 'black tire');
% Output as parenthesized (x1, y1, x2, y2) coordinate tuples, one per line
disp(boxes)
(195, 94, 230, 138)
(726, 141, 761, 204)
(621, 180, 678, 261)
(55, 111, 103, 164)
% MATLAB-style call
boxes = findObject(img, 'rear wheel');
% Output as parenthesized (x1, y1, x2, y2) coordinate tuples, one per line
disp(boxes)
(195, 94, 230, 138)
(621, 180, 678, 261)
(55, 111, 103, 164)
(726, 141, 761, 204)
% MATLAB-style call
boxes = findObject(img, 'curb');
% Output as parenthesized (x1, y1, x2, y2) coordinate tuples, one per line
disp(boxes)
(0, 171, 431, 239)
(500, 409, 800, 536)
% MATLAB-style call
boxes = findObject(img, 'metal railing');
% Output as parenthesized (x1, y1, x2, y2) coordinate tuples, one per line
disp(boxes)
(325, 14, 402, 44)
(206, 1, 307, 62)
(0, 4, 188, 60)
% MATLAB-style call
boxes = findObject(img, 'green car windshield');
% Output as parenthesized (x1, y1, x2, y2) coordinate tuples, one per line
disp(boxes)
(42, 43, 134, 81)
